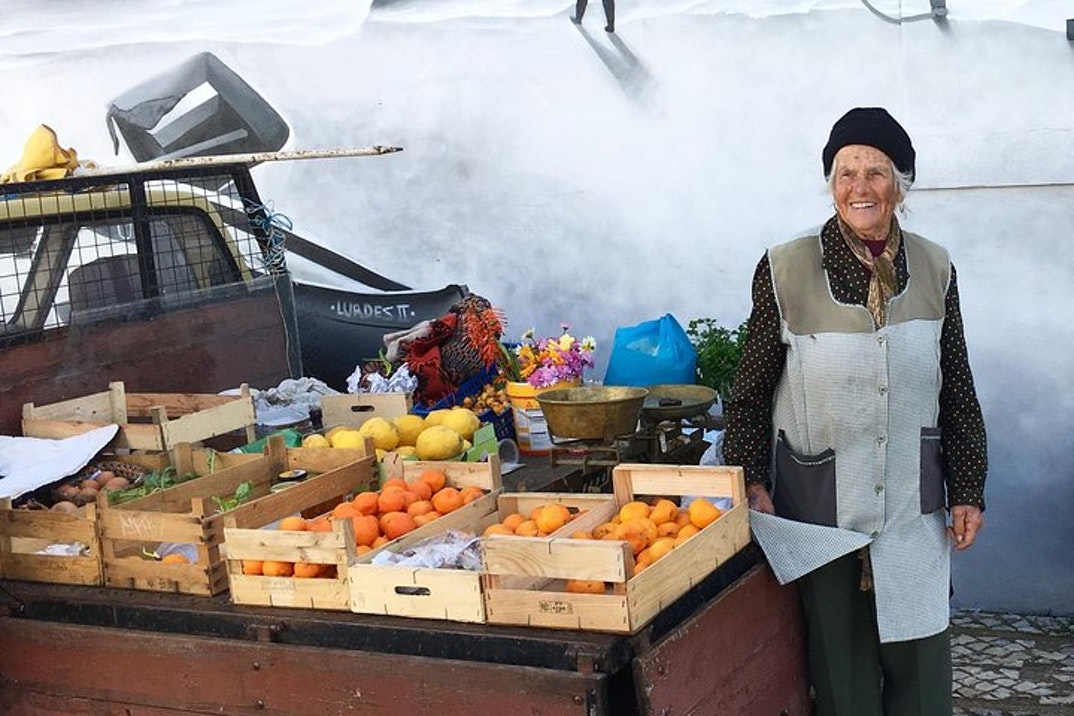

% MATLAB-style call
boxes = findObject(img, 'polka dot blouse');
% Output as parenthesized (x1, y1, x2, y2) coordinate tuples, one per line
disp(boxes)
(722, 216, 988, 509)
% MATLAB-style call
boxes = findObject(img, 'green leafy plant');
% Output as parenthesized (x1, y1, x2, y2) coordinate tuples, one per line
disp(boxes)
(686, 318, 748, 405)
(212, 481, 254, 513)
(107, 466, 199, 505)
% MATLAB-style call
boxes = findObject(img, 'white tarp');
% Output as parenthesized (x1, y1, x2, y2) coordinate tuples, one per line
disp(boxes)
(0, 424, 119, 499)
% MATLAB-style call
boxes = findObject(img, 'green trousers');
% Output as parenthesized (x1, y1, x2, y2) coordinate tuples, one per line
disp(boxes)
(798, 551, 953, 716)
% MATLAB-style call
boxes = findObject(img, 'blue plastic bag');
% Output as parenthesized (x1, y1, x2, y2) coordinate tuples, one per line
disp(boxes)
(603, 313, 697, 387)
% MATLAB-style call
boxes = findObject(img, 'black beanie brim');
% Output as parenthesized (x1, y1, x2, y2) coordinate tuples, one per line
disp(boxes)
(822, 107, 915, 183)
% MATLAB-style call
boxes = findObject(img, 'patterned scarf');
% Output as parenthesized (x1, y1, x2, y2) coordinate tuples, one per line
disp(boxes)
(837, 217, 901, 328)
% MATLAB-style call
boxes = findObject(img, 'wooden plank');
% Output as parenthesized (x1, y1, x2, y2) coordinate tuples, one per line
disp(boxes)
(21, 389, 113, 422)
(634, 564, 811, 715)
(0, 617, 607, 716)
(321, 392, 413, 429)
(0, 499, 102, 585)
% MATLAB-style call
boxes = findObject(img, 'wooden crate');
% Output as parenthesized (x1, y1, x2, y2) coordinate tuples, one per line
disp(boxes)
(482, 463, 750, 633)
(97, 439, 375, 596)
(21, 381, 257, 452)
(0, 499, 103, 586)
(320, 392, 412, 430)
(227, 457, 503, 612)
(345, 458, 514, 622)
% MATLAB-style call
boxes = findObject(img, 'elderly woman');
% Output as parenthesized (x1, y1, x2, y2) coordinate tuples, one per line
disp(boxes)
(723, 107, 987, 715)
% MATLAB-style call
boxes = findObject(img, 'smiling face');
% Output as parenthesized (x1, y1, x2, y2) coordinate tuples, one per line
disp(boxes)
(831, 144, 898, 241)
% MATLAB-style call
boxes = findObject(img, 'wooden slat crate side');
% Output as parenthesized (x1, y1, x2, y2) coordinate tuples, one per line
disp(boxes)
(484, 586, 631, 632)
(612, 463, 746, 503)
(320, 392, 413, 429)
(225, 514, 356, 610)
(125, 388, 247, 417)
(121, 455, 274, 512)
(98, 506, 212, 544)
(281, 446, 371, 473)
(104, 556, 224, 595)
(484, 536, 634, 583)
(21, 389, 115, 423)
(1, 552, 102, 586)
(392, 455, 503, 491)
(0, 500, 104, 586)
(222, 457, 375, 530)
(157, 393, 256, 447)
(348, 563, 487, 622)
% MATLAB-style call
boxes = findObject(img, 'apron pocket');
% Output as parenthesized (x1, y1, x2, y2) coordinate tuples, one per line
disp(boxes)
(920, 426, 945, 514)
(773, 430, 837, 527)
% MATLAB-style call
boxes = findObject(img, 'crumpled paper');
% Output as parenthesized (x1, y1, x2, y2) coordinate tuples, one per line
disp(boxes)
(369, 530, 483, 571)
(346, 363, 418, 395)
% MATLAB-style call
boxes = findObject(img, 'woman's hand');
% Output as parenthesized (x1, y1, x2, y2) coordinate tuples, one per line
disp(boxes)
(747, 483, 775, 514)
(948, 505, 983, 550)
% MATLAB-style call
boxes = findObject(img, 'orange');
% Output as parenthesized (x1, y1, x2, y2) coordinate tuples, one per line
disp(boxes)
(675, 509, 693, 528)
(332, 502, 358, 519)
(592, 522, 618, 540)
(351, 491, 380, 516)
(413, 511, 440, 527)
(406, 479, 433, 501)
(501, 512, 526, 532)
(261, 561, 294, 577)
(431, 487, 463, 514)
(407, 499, 434, 517)
(355, 544, 373, 555)
(307, 516, 333, 533)
(565, 579, 606, 594)
(636, 517, 659, 546)
(420, 469, 447, 493)
(371, 535, 389, 548)
(278, 515, 307, 531)
(161, 553, 190, 565)
(648, 536, 676, 562)
(293, 562, 323, 579)
(381, 511, 417, 540)
(377, 487, 408, 514)
(615, 520, 651, 555)
(619, 500, 651, 523)
(459, 485, 485, 504)
(535, 504, 570, 534)
(635, 547, 653, 570)
(484, 523, 513, 536)
(241, 559, 263, 575)
(382, 477, 408, 491)
(570, 530, 593, 540)
(514, 519, 540, 537)
(675, 524, 700, 545)
(657, 521, 680, 539)
(351, 514, 381, 547)
(688, 498, 721, 529)
(649, 499, 678, 526)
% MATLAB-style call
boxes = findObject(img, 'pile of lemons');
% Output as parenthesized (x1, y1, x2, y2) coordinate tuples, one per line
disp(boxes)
(302, 407, 483, 462)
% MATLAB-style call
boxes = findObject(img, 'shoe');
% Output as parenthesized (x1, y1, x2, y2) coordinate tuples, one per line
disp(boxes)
(570, 15, 582, 24)
(605, 25, 614, 33)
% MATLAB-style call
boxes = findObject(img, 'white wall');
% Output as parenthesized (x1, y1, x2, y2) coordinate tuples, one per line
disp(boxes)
(2, 0, 1071, 614)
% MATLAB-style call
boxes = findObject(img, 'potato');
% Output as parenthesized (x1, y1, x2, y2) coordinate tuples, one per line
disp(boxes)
(50, 500, 79, 514)
(103, 476, 130, 491)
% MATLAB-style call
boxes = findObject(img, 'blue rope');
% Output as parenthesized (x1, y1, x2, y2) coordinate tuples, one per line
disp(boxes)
(243, 199, 292, 275)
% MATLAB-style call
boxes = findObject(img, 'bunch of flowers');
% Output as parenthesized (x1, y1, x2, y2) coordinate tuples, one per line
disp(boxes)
(502, 324, 597, 388)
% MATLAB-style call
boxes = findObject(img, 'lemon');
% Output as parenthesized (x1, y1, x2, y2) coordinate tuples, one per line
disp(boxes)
(391, 414, 426, 447)
(439, 408, 481, 441)
(415, 425, 465, 461)
(423, 409, 454, 427)
(330, 429, 365, 449)
(395, 445, 418, 459)
(302, 433, 331, 448)
(375, 448, 388, 462)
(357, 417, 400, 451)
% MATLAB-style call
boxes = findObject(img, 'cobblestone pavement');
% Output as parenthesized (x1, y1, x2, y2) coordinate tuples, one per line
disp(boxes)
(951, 610, 1074, 715)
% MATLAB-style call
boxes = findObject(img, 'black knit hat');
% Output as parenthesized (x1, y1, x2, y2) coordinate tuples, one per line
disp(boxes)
(822, 107, 915, 183)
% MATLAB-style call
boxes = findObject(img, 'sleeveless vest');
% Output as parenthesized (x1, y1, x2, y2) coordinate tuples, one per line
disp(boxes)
(755, 229, 952, 643)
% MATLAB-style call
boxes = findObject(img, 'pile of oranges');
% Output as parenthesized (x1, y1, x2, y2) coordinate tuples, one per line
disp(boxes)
(241, 469, 488, 579)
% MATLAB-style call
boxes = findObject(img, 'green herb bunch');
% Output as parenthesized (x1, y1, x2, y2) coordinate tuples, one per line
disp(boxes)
(686, 318, 748, 405)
